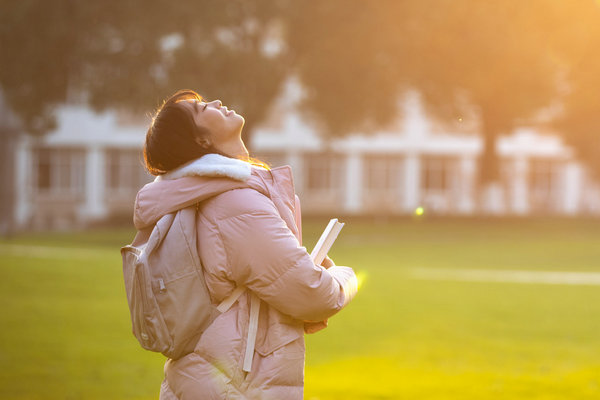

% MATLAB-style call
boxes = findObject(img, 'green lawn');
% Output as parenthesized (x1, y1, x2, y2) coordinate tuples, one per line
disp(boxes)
(1, 218, 599, 399)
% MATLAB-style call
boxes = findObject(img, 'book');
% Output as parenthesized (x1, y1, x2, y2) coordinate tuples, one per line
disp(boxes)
(310, 218, 345, 266)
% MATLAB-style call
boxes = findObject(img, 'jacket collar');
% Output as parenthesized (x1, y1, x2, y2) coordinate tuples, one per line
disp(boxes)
(134, 154, 296, 230)
(155, 153, 295, 201)
(156, 154, 253, 182)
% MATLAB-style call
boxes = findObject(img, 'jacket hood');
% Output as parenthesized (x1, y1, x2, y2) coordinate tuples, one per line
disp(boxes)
(133, 154, 295, 230)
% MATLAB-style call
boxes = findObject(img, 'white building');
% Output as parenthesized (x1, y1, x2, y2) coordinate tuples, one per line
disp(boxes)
(12, 83, 600, 230)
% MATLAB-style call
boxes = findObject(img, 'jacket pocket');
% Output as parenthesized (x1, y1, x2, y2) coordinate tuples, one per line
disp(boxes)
(254, 322, 303, 357)
(248, 335, 306, 390)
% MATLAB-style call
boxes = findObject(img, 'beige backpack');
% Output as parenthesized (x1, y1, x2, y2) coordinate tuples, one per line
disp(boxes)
(121, 206, 242, 360)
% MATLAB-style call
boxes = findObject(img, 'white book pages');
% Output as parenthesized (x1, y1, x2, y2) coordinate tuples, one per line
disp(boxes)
(310, 218, 345, 266)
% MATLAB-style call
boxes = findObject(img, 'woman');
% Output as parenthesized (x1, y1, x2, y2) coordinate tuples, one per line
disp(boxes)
(134, 89, 358, 399)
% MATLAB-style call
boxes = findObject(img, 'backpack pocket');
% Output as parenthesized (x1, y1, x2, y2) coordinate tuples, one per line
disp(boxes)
(123, 247, 171, 354)
(154, 267, 219, 360)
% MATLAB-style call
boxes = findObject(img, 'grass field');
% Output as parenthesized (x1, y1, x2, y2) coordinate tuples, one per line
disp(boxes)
(1, 217, 600, 399)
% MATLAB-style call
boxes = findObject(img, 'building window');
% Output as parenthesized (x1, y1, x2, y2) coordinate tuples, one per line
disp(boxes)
(253, 152, 287, 168)
(365, 154, 403, 192)
(106, 149, 152, 194)
(531, 160, 553, 195)
(305, 152, 343, 192)
(36, 148, 51, 190)
(33, 147, 85, 195)
(530, 159, 560, 211)
(422, 157, 450, 191)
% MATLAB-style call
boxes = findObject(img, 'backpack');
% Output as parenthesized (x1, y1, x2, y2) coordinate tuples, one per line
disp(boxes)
(121, 206, 243, 360)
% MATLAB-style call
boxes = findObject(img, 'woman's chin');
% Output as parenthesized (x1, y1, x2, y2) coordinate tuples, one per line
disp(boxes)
(237, 114, 245, 126)
(235, 116, 245, 133)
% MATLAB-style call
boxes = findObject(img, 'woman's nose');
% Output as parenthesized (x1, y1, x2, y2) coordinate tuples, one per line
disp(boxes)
(208, 99, 222, 108)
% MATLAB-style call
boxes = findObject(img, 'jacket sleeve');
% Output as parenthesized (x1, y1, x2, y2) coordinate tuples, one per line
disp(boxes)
(294, 195, 302, 246)
(215, 190, 357, 322)
(133, 177, 247, 229)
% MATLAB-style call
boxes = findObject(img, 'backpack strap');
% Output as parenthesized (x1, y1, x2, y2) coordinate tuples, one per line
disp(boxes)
(216, 286, 246, 313)
(130, 226, 152, 248)
(243, 292, 260, 372)
(215, 286, 259, 373)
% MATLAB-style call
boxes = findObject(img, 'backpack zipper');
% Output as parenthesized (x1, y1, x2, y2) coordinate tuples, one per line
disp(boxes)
(135, 262, 151, 343)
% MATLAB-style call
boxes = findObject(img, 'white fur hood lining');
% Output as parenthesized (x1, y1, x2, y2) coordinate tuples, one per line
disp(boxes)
(155, 154, 252, 182)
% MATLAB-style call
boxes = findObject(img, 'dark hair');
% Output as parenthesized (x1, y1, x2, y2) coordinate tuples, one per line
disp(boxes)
(143, 89, 229, 175)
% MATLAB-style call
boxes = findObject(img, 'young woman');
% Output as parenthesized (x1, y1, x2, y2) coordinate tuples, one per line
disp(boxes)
(134, 89, 358, 399)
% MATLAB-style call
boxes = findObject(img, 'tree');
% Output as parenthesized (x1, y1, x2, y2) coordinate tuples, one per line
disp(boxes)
(410, 1, 567, 185)
(0, 0, 289, 232)
(0, 0, 289, 140)
(552, 2, 600, 178)
(2, 0, 599, 217)
(287, 1, 564, 189)
(285, 1, 420, 137)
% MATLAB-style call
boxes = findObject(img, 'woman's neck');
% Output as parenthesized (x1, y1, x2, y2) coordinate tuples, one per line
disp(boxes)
(216, 138, 249, 160)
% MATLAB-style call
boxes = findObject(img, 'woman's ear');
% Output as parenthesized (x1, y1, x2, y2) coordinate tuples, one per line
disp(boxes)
(195, 136, 212, 148)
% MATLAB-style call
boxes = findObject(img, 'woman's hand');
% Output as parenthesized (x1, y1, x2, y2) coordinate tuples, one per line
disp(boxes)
(304, 320, 328, 334)
(303, 256, 336, 333)
(321, 256, 335, 269)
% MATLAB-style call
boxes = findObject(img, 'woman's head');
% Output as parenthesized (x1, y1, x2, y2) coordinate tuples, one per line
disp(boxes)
(143, 89, 247, 175)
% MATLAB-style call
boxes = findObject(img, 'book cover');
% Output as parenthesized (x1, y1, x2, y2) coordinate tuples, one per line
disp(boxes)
(310, 218, 345, 266)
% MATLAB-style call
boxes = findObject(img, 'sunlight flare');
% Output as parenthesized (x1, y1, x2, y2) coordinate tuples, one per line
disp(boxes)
(356, 270, 368, 291)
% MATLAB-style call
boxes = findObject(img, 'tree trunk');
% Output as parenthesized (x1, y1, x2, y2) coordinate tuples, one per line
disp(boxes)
(479, 125, 500, 185)
(478, 109, 505, 213)
(0, 127, 16, 237)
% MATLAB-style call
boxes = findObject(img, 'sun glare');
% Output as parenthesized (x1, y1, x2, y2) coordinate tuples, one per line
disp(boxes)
(356, 270, 368, 291)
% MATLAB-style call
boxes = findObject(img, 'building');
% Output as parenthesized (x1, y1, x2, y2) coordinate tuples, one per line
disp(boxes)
(12, 84, 600, 230)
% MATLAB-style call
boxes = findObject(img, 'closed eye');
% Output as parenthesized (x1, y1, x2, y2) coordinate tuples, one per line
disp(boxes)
(193, 101, 208, 112)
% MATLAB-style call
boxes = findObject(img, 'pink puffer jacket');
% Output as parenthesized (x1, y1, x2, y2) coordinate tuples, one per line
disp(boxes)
(133, 155, 357, 400)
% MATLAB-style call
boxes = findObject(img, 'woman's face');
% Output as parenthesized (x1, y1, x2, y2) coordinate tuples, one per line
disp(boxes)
(179, 99, 245, 152)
